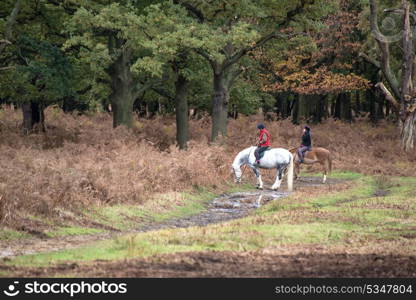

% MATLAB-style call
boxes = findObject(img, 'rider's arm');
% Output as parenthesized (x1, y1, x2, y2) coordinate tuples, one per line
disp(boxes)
(259, 132, 267, 144)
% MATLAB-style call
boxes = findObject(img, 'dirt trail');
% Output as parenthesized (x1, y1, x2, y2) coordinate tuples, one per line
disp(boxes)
(8, 247, 415, 278)
(0, 177, 339, 260)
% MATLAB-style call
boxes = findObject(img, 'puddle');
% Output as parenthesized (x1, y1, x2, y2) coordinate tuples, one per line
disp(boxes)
(140, 190, 288, 231)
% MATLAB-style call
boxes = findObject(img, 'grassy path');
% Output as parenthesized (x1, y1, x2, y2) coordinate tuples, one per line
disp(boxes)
(1, 171, 415, 277)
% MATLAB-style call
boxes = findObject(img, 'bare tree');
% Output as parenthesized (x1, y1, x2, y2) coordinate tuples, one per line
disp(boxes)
(365, 0, 416, 151)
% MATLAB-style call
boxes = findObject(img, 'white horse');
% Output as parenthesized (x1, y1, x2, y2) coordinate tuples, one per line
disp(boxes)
(231, 146, 294, 191)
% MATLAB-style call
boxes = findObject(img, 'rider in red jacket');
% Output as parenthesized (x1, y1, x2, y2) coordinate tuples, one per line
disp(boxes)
(255, 123, 271, 164)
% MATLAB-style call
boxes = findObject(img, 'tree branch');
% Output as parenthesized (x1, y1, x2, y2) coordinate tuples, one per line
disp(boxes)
(277, 0, 316, 27)
(134, 79, 162, 99)
(221, 0, 315, 72)
(151, 87, 174, 100)
(400, 1, 413, 106)
(359, 52, 381, 69)
(375, 82, 400, 113)
(0, 39, 12, 46)
(193, 0, 310, 73)
(383, 8, 416, 23)
(222, 32, 305, 71)
(193, 48, 217, 71)
(0, 0, 22, 54)
(173, 0, 204, 23)
(0, 66, 15, 71)
(369, 0, 401, 100)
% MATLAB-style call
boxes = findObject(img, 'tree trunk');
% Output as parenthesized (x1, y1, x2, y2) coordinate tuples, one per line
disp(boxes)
(399, 1, 415, 151)
(341, 93, 352, 121)
(175, 73, 189, 150)
(354, 91, 361, 117)
(314, 94, 325, 123)
(22, 101, 44, 134)
(111, 91, 135, 128)
(211, 72, 230, 141)
(108, 38, 135, 128)
(277, 92, 289, 119)
(385, 100, 390, 117)
(334, 94, 341, 119)
(291, 94, 299, 124)
(335, 93, 352, 121)
(401, 111, 416, 151)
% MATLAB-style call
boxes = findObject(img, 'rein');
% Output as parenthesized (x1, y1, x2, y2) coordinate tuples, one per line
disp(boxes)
(288, 147, 298, 153)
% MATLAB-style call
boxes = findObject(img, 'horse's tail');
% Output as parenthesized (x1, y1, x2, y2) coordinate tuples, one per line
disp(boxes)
(287, 152, 294, 192)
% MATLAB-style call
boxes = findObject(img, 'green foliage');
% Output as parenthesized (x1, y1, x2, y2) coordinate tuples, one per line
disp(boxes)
(0, 0, 396, 125)
(20, 35, 73, 99)
(0, 35, 74, 106)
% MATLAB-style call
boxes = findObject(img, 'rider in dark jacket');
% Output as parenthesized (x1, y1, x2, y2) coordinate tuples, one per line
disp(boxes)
(297, 126, 312, 163)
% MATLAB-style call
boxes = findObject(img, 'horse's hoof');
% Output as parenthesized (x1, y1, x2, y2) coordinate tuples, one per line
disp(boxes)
(257, 186, 263, 190)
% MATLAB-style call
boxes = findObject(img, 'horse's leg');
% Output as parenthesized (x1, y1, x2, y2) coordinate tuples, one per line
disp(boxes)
(317, 160, 327, 184)
(271, 164, 286, 190)
(294, 162, 300, 180)
(257, 168, 263, 189)
(250, 166, 263, 189)
(322, 159, 328, 184)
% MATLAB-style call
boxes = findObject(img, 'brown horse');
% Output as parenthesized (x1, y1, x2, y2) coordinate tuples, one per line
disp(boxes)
(289, 147, 332, 183)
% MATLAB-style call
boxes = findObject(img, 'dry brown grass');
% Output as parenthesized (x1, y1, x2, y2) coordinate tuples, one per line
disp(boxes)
(0, 106, 415, 227)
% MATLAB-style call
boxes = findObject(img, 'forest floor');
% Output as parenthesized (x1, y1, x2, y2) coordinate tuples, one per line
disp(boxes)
(1, 109, 416, 277)
(0, 176, 345, 260)
(1, 171, 415, 277)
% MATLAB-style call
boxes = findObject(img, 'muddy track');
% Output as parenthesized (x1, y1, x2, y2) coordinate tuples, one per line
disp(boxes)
(0, 177, 341, 259)
(7, 247, 415, 278)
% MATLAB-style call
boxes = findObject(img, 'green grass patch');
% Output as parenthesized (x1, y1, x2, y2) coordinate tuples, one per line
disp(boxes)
(151, 189, 216, 222)
(0, 228, 30, 241)
(83, 205, 148, 231)
(46, 227, 104, 238)
(301, 170, 363, 180)
(307, 176, 375, 208)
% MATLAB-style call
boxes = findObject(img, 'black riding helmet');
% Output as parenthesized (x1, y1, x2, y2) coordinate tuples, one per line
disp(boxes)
(304, 126, 311, 132)
(257, 123, 265, 130)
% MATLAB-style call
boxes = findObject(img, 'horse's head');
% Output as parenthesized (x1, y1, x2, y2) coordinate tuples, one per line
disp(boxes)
(232, 147, 252, 183)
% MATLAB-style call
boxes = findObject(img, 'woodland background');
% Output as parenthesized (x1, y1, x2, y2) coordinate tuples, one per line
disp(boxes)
(1, 0, 416, 227)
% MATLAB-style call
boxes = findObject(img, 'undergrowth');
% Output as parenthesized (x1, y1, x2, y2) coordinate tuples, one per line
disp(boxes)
(0, 106, 415, 229)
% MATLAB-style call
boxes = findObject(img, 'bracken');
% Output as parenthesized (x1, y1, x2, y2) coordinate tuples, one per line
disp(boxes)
(0, 106, 414, 226)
